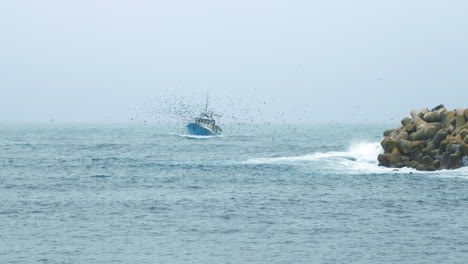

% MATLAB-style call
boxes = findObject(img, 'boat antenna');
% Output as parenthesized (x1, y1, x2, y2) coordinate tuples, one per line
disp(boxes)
(204, 93, 209, 113)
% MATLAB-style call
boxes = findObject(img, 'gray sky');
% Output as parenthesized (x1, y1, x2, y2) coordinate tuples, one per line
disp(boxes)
(0, 0, 467, 123)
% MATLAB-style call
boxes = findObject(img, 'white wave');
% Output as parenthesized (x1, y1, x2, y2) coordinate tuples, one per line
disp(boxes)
(245, 142, 468, 177)
(245, 142, 402, 175)
(246, 142, 383, 164)
(427, 166, 468, 179)
(171, 133, 224, 139)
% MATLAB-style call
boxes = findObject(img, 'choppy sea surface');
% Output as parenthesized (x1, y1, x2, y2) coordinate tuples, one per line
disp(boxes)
(1, 123, 468, 264)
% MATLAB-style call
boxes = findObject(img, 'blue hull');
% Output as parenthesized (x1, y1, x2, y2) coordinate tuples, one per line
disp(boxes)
(186, 123, 220, 136)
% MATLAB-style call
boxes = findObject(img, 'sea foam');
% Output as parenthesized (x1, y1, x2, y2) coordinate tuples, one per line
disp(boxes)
(246, 141, 468, 177)
(171, 133, 225, 139)
(246, 141, 383, 164)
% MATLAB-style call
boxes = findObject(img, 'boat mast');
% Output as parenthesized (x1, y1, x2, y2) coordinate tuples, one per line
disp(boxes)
(204, 93, 209, 113)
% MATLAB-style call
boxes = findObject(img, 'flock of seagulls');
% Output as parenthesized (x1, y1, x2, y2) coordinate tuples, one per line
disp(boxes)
(127, 94, 384, 130)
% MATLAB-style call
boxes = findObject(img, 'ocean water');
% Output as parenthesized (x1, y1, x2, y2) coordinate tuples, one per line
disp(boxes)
(1, 123, 468, 264)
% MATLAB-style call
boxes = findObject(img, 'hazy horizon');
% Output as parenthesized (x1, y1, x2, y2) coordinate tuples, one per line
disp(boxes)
(1, 1, 467, 123)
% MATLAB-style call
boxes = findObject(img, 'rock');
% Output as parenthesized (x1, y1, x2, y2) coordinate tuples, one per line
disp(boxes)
(446, 135, 462, 144)
(395, 162, 405, 168)
(431, 129, 448, 148)
(458, 128, 468, 140)
(423, 109, 445, 122)
(431, 104, 445, 112)
(416, 164, 425, 171)
(424, 123, 442, 138)
(448, 125, 455, 135)
(455, 108, 466, 116)
(442, 111, 455, 129)
(439, 140, 448, 153)
(409, 147, 421, 160)
(422, 144, 436, 157)
(412, 116, 427, 129)
(455, 115, 466, 131)
(378, 154, 388, 163)
(379, 160, 389, 167)
(460, 128, 468, 140)
(422, 155, 434, 167)
(451, 117, 457, 127)
(389, 152, 402, 164)
(394, 131, 409, 141)
(459, 143, 468, 156)
(440, 152, 449, 169)
(405, 124, 416, 133)
(448, 153, 461, 169)
(384, 129, 397, 137)
(447, 143, 460, 154)
(379, 105, 466, 171)
(415, 153, 423, 163)
(410, 109, 421, 119)
(409, 123, 441, 140)
(381, 137, 399, 152)
(420, 108, 430, 116)
(399, 139, 412, 154)
(401, 117, 412, 126)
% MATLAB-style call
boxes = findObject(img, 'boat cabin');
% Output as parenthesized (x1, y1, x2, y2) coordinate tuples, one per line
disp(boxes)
(195, 118, 215, 125)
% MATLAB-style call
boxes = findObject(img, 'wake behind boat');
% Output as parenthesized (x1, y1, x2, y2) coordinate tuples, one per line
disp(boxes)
(186, 95, 222, 136)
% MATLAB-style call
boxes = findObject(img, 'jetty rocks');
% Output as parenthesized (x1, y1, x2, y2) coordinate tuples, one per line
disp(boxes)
(378, 105, 468, 171)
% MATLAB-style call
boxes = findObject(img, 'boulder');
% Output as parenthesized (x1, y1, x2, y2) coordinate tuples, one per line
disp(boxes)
(431, 129, 448, 148)
(401, 117, 412, 126)
(460, 128, 468, 140)
(379, 105, 467, 171)
(447, 153, 462, 170)
(412, 116, 427, 129)
(431, 104, 445, 112)
(384, 129, 397, 137)
(423, 108, 445, 122)
(405, 124, 416, 133)
(381, 137, 399, 152)
(421, 155, 434, 167)
(455, 115, 466, 130)
(455, 108, 466, 116)
(442, 111, 455, 129)
(440, 152, 449, 169)
(409, 123, 441, 140)
(459, 143, 468, 156)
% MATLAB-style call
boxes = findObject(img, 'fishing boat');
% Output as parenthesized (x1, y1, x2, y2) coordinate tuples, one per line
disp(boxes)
(186, 95, 222, 136)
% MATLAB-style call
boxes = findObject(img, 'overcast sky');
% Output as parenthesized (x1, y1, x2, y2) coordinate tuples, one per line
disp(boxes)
(0, 0, 467, 123)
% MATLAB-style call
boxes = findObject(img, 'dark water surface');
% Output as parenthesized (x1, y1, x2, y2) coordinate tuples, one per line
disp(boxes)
(1, 124, 468, 263)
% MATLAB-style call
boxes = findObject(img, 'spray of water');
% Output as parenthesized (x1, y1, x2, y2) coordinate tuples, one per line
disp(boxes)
(246, 142, 383, 164)
(245, 141, 468, 178)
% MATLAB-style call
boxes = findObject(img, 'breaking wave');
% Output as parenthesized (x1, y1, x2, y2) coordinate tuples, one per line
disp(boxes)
(245, 141, 468, 178)
(246, 142, 382, 164)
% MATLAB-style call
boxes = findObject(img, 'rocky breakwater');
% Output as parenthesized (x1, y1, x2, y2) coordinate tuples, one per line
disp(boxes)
(378, 105, 468, 171)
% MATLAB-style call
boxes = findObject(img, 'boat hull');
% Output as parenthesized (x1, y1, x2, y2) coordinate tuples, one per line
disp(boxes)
(186, 123, 220, 136)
